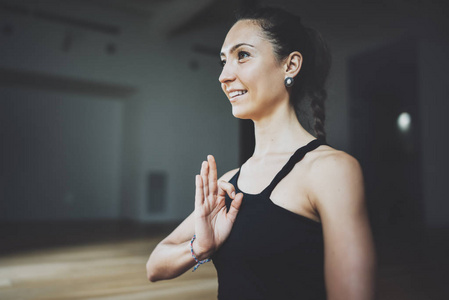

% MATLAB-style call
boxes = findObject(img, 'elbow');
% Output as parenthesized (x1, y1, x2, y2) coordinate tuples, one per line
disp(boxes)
(146, 260, 182, 282)
(146, 260, 161, 282)
(146, 257, 173, 282)
(147, 273, 158, 283)
(147, 267, 173, 283)
(146, 268, 156, 282)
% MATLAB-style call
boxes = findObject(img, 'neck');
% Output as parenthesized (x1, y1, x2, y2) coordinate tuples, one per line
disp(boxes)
(251, 104, 316, 157)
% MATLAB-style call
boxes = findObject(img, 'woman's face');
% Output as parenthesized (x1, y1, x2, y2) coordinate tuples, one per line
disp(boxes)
(219, 20, 288, 120)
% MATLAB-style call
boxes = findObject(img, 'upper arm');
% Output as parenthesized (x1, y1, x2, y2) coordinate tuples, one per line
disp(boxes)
(161, 168, 240, 246)
(310, 152, 376, 300)
(218, 167, 239, 182)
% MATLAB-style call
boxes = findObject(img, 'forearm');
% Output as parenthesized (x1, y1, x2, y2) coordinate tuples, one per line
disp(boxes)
(146, 238, 213, 282)
(146, 162, 240, 283)
(146, 240, 195, 282)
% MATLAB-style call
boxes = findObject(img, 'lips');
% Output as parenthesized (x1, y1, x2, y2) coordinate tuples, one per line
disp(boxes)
(228, 90, 247, 100)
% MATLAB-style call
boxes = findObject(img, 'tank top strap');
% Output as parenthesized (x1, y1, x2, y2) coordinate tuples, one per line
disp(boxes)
(262, 139, 327, 196)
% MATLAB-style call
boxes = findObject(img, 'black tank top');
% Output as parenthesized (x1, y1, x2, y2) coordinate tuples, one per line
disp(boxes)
(212, 139, 327, 300)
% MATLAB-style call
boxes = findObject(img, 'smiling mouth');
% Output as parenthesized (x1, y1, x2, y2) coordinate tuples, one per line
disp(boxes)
(229, 90, 247, 100)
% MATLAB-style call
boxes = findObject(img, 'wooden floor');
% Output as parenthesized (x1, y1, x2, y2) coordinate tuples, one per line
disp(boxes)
(0, 238, 219, 300)
(0, 221, 448, 300)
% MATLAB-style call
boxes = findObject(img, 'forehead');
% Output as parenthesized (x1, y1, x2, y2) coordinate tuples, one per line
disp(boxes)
(220, 20, 266, 54)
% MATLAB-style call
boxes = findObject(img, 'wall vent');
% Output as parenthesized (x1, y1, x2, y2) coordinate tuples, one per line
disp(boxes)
(147, 171, 167, 214)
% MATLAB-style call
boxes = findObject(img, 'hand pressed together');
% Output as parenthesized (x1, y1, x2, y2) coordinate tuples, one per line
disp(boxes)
(193, 155, 243, 260)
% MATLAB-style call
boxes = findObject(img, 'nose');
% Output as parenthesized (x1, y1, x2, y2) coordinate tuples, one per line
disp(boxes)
(218, 63, 236, 85)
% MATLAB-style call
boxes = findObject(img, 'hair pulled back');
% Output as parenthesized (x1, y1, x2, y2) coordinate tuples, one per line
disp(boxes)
(235, 6, 331, 142)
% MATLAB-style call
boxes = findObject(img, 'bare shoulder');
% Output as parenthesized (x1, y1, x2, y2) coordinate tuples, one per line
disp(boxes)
(309, 146, 376, 298)
(309, 145, 362, 177)
(219, 168, 240, 182)
(307, 145, 364, 207)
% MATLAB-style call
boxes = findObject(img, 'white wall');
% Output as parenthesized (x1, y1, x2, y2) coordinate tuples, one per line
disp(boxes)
(0, 88, 123, 220)
(121, 26, 239, 222)
(0, 0, 239, 221)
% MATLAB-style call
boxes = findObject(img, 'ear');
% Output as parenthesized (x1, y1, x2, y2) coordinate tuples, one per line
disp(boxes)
(284, 51, 303, 78)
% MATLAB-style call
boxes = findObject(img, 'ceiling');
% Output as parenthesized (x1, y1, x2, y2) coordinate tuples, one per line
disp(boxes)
(1, 0, 446, 40)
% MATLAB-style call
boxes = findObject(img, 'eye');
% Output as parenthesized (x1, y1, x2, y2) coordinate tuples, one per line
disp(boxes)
(238, 51, 250, 60)
(220, 59, 226, 67)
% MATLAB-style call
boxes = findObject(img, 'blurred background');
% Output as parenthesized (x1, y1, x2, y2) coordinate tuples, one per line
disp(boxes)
(0, 0, 448, 299)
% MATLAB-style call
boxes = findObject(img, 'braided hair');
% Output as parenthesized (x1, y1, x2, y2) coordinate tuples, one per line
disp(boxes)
(235, 7, 331, 142)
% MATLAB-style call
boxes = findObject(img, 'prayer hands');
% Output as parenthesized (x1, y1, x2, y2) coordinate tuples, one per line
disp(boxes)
(193, 155, 243, 259)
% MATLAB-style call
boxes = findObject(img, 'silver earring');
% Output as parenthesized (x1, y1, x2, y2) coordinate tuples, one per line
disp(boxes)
(284, 77, 294, 87)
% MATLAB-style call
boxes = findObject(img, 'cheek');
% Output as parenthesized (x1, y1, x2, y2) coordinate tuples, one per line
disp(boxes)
(241, 64, 275, 90)
(252, 66, 284, 97)
(237, 59, 285, 103)
(220, 83, 226, 94)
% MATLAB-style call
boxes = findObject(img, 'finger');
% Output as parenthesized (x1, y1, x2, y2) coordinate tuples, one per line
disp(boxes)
(208, 155, 218, 195)
(201, 161, 209, 200)
(195, 175, 204, 210)
(226, 192, 243, 223)
(218, 180, 236, 199)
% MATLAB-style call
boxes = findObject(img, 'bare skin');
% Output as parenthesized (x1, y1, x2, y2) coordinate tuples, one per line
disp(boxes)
(146, 157, 242, 281)
(146, 20, 376, 299)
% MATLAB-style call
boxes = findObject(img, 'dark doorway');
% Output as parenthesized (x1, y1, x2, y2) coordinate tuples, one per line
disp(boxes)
(348, 38, 423, 233)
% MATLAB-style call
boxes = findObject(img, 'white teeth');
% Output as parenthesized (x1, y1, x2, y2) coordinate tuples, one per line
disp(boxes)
(229, 90, 247, 98)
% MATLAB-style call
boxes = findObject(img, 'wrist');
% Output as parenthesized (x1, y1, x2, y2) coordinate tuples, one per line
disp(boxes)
(189, 235, 213, 271)
(195, 247, 213, 261)
(191, 239, 213, 260)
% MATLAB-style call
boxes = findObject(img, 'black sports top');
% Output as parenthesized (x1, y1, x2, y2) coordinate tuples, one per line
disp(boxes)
(212, 139, 327, 300)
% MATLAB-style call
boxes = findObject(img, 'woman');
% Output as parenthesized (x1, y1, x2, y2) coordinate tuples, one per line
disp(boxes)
(146, 6, 376, 300)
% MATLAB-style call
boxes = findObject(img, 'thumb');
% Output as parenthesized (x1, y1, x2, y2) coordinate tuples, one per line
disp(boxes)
(226, 192, 243, 224)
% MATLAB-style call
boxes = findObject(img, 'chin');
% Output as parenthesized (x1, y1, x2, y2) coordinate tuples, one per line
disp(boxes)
(231, 106, 253, 120)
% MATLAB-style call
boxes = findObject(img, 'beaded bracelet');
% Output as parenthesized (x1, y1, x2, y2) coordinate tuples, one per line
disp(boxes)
(190, 234, 211, 272)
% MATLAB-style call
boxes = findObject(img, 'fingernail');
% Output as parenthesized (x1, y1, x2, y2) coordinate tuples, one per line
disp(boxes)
(232, 191, 235, 198)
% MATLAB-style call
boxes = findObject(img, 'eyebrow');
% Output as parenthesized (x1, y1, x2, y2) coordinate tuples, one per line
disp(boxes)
(220, 43, 254, 57)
